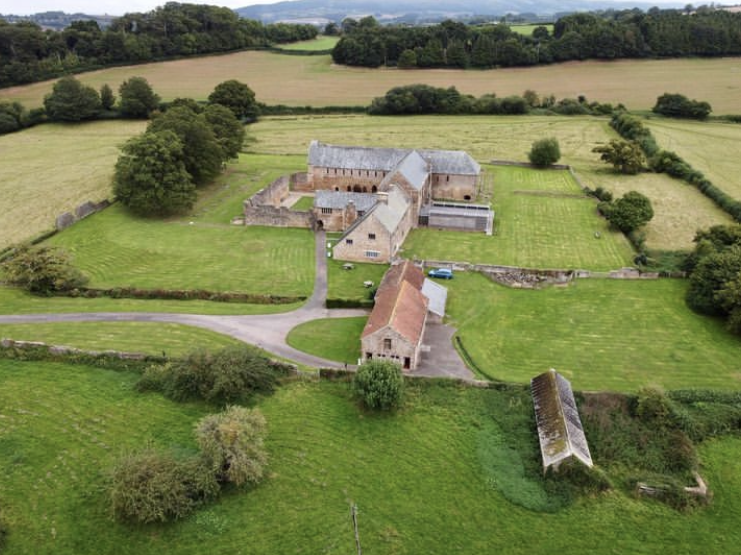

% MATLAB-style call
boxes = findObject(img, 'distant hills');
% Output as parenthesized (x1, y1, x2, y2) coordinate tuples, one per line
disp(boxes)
(0, 11, 115, 30)
(236, 0, 683, 24)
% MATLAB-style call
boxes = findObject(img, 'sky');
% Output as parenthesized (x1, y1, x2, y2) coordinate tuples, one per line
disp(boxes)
(0, 0, 269, 15)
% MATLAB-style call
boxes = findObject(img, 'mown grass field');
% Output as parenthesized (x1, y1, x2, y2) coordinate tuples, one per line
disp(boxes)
(647, 118, 741, 202)
(0, 322, 240, 355)
(45, 204, 314, 296)
(509, 23, 554, 35)
(286, 317, 367, 363)
(404, 165, 634, 270)
(276, 35, 339, 50)
(446, 273, 741, 391)
(2, 52, 740, 113)
(0, 121, 145, 250)
(251, 114, 730, 251)
(326, 258, 389, 300)
(3, 361, 741, 555)
(0, 286, 303, 315)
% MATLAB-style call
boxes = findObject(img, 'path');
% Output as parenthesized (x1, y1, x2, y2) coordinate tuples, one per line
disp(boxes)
(0, 231, 471, 378)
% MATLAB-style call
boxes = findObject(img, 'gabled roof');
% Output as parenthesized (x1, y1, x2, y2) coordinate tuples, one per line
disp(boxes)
(309, 140, 409, 172)
(531, 369, 593, 471)
(374, 188, 409, 234)
(419, 149, 481, 176)
(314, 191, 377, 212)
(308, 140, 480, 177)
(381, 151, 429, 191)
(421, 278, 448, 317)
(378, 260, 425, 294)
(362, 280, 428, 345)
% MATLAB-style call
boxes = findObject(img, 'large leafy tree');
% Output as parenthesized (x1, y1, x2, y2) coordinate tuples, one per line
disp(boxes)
(353, 360, 404, 411)
(602, 191, 654, 233)
(203, 104, 245, 160)
(593, 139, 645, 174)
(118, 76, 160, 118)
(113, 130, 196, 216)
(653, 93, 712, 120)
(43, 76, 101, 121)
(207, 79, 258, 121)
(148, 106, 224, 186)
(528, 137, 561, 167)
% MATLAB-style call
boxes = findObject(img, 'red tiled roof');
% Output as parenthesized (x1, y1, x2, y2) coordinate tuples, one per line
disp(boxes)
(362, 280, 428, 344)
(377, 260, 425, 294)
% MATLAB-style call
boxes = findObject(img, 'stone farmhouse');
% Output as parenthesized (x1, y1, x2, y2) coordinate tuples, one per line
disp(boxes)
(361, 260, 447, 371)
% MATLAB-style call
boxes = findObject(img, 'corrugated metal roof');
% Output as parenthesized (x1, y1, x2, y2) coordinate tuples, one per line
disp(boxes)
(314, 191, 377, 211)
(421, 278, 448, 317)
(531, 369, 593, 471)
(308, 140, 480, 176)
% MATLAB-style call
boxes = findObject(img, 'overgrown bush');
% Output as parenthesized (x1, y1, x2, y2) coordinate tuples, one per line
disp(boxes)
(137, 345, 289, 404)
(528, 137, 561, 167)
(547, 459, 611, 494)
(1, 244, 88, 295)
(353, 359, 404, 410)
(601, 191, 654, 233)
(196, 406, 268, 486)
(109, 449, 219, 524)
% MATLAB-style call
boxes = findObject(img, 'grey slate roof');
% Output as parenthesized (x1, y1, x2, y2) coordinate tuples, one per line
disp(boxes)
(531, 369, 593, 471)
(314, 191, 377, 212)
(421, 278, 447, 317)
(308, 140, 480, 177)
(374, 187, 409, 234)
(392, 151, 430, 190)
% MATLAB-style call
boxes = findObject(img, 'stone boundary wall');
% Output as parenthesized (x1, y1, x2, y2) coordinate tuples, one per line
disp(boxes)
(243, 175, 314, 228)
(55, 199, 111, 230)
(418, 259, 661, 288)
(1, 337, 151, 360)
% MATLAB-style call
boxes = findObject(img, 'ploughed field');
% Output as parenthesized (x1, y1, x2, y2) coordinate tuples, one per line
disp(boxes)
(2, 51, 741, 113)
(3, 359, 741, 555)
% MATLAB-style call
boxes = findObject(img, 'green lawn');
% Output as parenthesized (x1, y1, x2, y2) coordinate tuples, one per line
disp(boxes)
(403, 165, 634, 270)
(3, 362, 741, 554)
(508, 23, 553, 35)
(0, 322, 240, 356)
(286, 317, 367, 363)
(0, 286, 303, 315)
(326, 258, 388, 300)
(46, 204, 315, 296)
(446, 272, 741, 391)
(277, 36, 339, 51)
(290, 195, 315, 211)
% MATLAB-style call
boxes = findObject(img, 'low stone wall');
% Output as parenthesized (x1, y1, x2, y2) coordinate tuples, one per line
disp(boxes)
(419, 259, 661, 288)
(244, 176, 314, 228)
(1, 337, 151, 360)
(56, 199, 110, 230)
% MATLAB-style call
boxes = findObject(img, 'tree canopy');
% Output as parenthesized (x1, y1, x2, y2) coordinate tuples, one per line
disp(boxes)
(119, 76, 161, 118)
(112, 130, 196, 216)
(208, 80, 259, 121)
(593, 139, 645, 174)
(653, 93, 712, 120)
(353, 359, 404, 411)
(528, 138, 561, 167)
(602, 191, 654, 233)
(43, 76, 101, 121)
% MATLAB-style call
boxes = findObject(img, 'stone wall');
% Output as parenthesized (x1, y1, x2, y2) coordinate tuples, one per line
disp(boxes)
(244, 176, 314, 228)
(430, 174, 478, 200)
(361, 326, 423, 371)
(55, 199, 110, 230)
(291, 171, 313, 192)
(309, 166, 385, 192)
(332, 214, 392, 263)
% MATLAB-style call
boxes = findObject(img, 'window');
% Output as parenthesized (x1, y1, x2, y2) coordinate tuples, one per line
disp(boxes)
(358, 211, 365, 217)
(446, 175, 450, 182)
(346, 239, 353, 245)
(368, 233, 376, 240)
(383, 338, 392, 350)
(321, 207, 332, 215)
(366, 251, 379, 259)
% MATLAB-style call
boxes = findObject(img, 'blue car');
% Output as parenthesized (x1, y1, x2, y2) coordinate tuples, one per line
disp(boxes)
(428, 268, 454, 279)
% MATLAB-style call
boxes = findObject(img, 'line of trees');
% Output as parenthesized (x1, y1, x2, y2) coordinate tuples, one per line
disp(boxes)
(0, 3, 317, 87)
(332, 9, 741, 69)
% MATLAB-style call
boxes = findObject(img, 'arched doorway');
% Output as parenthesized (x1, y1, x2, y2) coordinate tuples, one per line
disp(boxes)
(316, 220, 324, 230)
(353, 185, 361, 193)
(362, 186, 368, 193)
(347, 186, 352, 192)
(371, 185, 378, 193)
(335, 187, 339, 191)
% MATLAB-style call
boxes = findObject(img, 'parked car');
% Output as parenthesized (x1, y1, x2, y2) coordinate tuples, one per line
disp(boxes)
(428, 268, 454, 279)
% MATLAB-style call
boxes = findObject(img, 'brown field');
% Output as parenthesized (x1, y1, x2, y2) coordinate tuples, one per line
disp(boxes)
(1, 52, 740, 113)
(647, 118, 741, 201)
(0, 120, 145, 249)
(251, 114, 733, 250)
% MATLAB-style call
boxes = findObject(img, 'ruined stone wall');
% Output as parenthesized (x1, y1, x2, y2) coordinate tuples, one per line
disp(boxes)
(309, 166, 386, 192)
(55, 199, 110, 230)
(244, 175, 313, 228)
(431, 174, 478, 200)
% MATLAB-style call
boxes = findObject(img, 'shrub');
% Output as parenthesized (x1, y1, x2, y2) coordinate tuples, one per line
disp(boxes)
(1, 244, 88, 294)
(109, 449, 219, 523)
(137, 345, 287, 404)
(196, 406, 268, 486)
(605, 191, 654, 233)
(653, 93, 712, 120)
(353, 359, 404, 410)
(528, 137, 561, 167)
